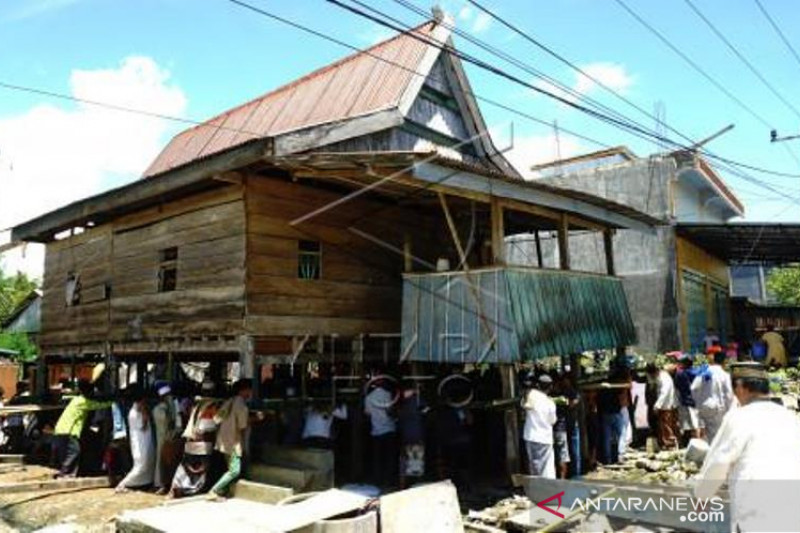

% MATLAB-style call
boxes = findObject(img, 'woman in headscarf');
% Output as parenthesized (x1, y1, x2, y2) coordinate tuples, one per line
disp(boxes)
(116, 386, 155, 492)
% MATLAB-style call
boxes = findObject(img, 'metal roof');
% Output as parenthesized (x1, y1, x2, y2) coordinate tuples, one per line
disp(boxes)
(143, 21, 440, 178)
(677, 223, 800, 264)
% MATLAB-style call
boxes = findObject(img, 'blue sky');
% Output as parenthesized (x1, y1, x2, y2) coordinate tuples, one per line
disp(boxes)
(1, 0, 799, 273)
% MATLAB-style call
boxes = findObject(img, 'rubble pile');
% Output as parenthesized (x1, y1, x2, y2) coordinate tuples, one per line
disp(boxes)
(587, 449, 699, 485)
(464, 495, 532, 531)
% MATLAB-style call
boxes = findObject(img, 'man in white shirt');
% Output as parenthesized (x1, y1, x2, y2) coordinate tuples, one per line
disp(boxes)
(694, 363, 800, 532)
(364, 379, 397, 488)
(521, 374, 557, 479)
(691, 352, 735, 443)
(647, 363, 679, 449)
(302, 404, 348, 449)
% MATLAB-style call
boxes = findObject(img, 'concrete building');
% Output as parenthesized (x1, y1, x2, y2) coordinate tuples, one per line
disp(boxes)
(509, 148, 744, 353)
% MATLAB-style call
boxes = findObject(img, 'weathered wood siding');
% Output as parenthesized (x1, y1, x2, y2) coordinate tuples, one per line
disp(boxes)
(40, 185, 247, 355)
(41, 227, 112, 352)
(244, 174, 439, 336)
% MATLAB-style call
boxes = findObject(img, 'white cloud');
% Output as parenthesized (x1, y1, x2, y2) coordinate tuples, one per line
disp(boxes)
(357, 26, 396, 46)
(472, 12, 492, 33)
(574, 62, 634, 97)
(502, 133, 585, 180)
(0, 56, 187, 278)
(3, 0, 80, 21)
(458, 6, 472, 20)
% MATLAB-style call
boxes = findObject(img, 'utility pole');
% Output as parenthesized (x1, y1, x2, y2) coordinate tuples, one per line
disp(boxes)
(770, 129, 800, 143)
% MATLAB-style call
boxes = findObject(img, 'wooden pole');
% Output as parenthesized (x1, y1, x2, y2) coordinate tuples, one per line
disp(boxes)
(500, 365, 520, 479)
(490, 198, 505, 265)
(558, 214, 570, 270)
(569, 353, 587, 475)
(534, 231, 543, 268)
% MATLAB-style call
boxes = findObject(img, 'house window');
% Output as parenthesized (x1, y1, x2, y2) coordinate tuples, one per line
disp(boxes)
(298, 240, 321, 280)
(65, 272, 81, 306)
(158, 246, 178, 292)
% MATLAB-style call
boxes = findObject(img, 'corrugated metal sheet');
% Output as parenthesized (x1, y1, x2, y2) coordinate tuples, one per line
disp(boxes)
(143, 22, 438, 178)
(505, 269, 637, 360)
(401, 267, 637, 363)
(401, 270, 520, 364)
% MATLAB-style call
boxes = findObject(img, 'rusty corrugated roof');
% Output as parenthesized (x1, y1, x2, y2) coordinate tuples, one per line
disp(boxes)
(143, 21, 439, 178)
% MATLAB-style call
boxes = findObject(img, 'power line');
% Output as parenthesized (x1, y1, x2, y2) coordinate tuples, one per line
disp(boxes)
(0, 81, 262, 137)
(682, 0, 800, 121)
(331, 0, 800, 183)
(753, 0, 800, 74)
(611, 0, 773, 130)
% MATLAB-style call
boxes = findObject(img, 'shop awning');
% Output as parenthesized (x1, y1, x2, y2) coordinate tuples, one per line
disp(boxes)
(677, 223, 800, 265)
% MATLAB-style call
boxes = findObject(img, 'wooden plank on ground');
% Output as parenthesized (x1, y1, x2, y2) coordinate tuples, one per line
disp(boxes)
(0, 454, 25, 464)
(380, 481, 464, 533)
(0, 476, 109, 494)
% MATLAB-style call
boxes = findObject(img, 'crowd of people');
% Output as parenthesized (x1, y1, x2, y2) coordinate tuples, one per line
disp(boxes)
(518, 339, 780, 480)
(0, 376, 257, 500)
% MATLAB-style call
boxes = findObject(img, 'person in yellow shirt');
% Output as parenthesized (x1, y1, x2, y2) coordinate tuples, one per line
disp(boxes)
(762, 325, 787, 368)
(52, 379, 112, 478)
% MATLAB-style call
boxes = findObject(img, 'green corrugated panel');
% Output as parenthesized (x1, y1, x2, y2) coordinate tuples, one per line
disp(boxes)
(505, 269, 637, 361)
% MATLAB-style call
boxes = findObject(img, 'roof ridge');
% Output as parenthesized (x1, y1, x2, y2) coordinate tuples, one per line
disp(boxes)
(176, 19, 439, 137)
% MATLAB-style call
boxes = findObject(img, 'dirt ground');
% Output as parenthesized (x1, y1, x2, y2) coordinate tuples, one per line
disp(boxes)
(0, 466, 163, 532)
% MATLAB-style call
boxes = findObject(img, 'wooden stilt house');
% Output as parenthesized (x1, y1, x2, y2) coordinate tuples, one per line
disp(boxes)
(12, 14, 659, 475)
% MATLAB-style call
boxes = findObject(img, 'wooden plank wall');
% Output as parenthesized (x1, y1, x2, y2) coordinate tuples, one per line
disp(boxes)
(244, 174, 440, 336)
(40, 185, 247, 354)
(41, 226, 113, 352)
(109, 185, 246, 341)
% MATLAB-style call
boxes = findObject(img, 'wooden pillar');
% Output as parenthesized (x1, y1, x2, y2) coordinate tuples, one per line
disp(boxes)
(403, 233, 413, 273)
(534, 231, 543, 268)
(604, 229, 616, 276)
(239, 335, 258, 398)
(500, 365, 520, 477)
(490, 199, 505, 265)
(558, 214, 570, 270)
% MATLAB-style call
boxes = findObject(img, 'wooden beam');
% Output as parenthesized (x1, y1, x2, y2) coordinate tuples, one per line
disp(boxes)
(438, 192, 469, 269)
(413, 162, 656, 234)
(490, 198, 505, 265)
(0, 476, 109, 495)
(604, 228, 616, 276)
(558, 213, 570, 270)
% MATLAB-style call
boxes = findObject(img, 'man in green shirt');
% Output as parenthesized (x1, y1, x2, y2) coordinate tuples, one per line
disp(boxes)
(53, 379, 112, 478)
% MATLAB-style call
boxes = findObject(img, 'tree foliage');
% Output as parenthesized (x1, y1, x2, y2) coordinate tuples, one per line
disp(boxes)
(0, 266, 38, 324)
(766, 265, 800, 306)
(0, 331, 37, 362)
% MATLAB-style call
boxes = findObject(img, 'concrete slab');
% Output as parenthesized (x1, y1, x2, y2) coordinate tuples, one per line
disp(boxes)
(232, 480, 293, 504)
(117, 490, 369, 533)
(379, 481, 463, 533)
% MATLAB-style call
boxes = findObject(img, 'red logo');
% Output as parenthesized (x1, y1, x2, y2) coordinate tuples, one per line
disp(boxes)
(536, 491, 566, 519)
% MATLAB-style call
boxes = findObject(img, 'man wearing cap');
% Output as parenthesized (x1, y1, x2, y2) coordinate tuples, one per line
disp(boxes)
(521, 374, 557, 479)
(694, 363, 800, 532)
